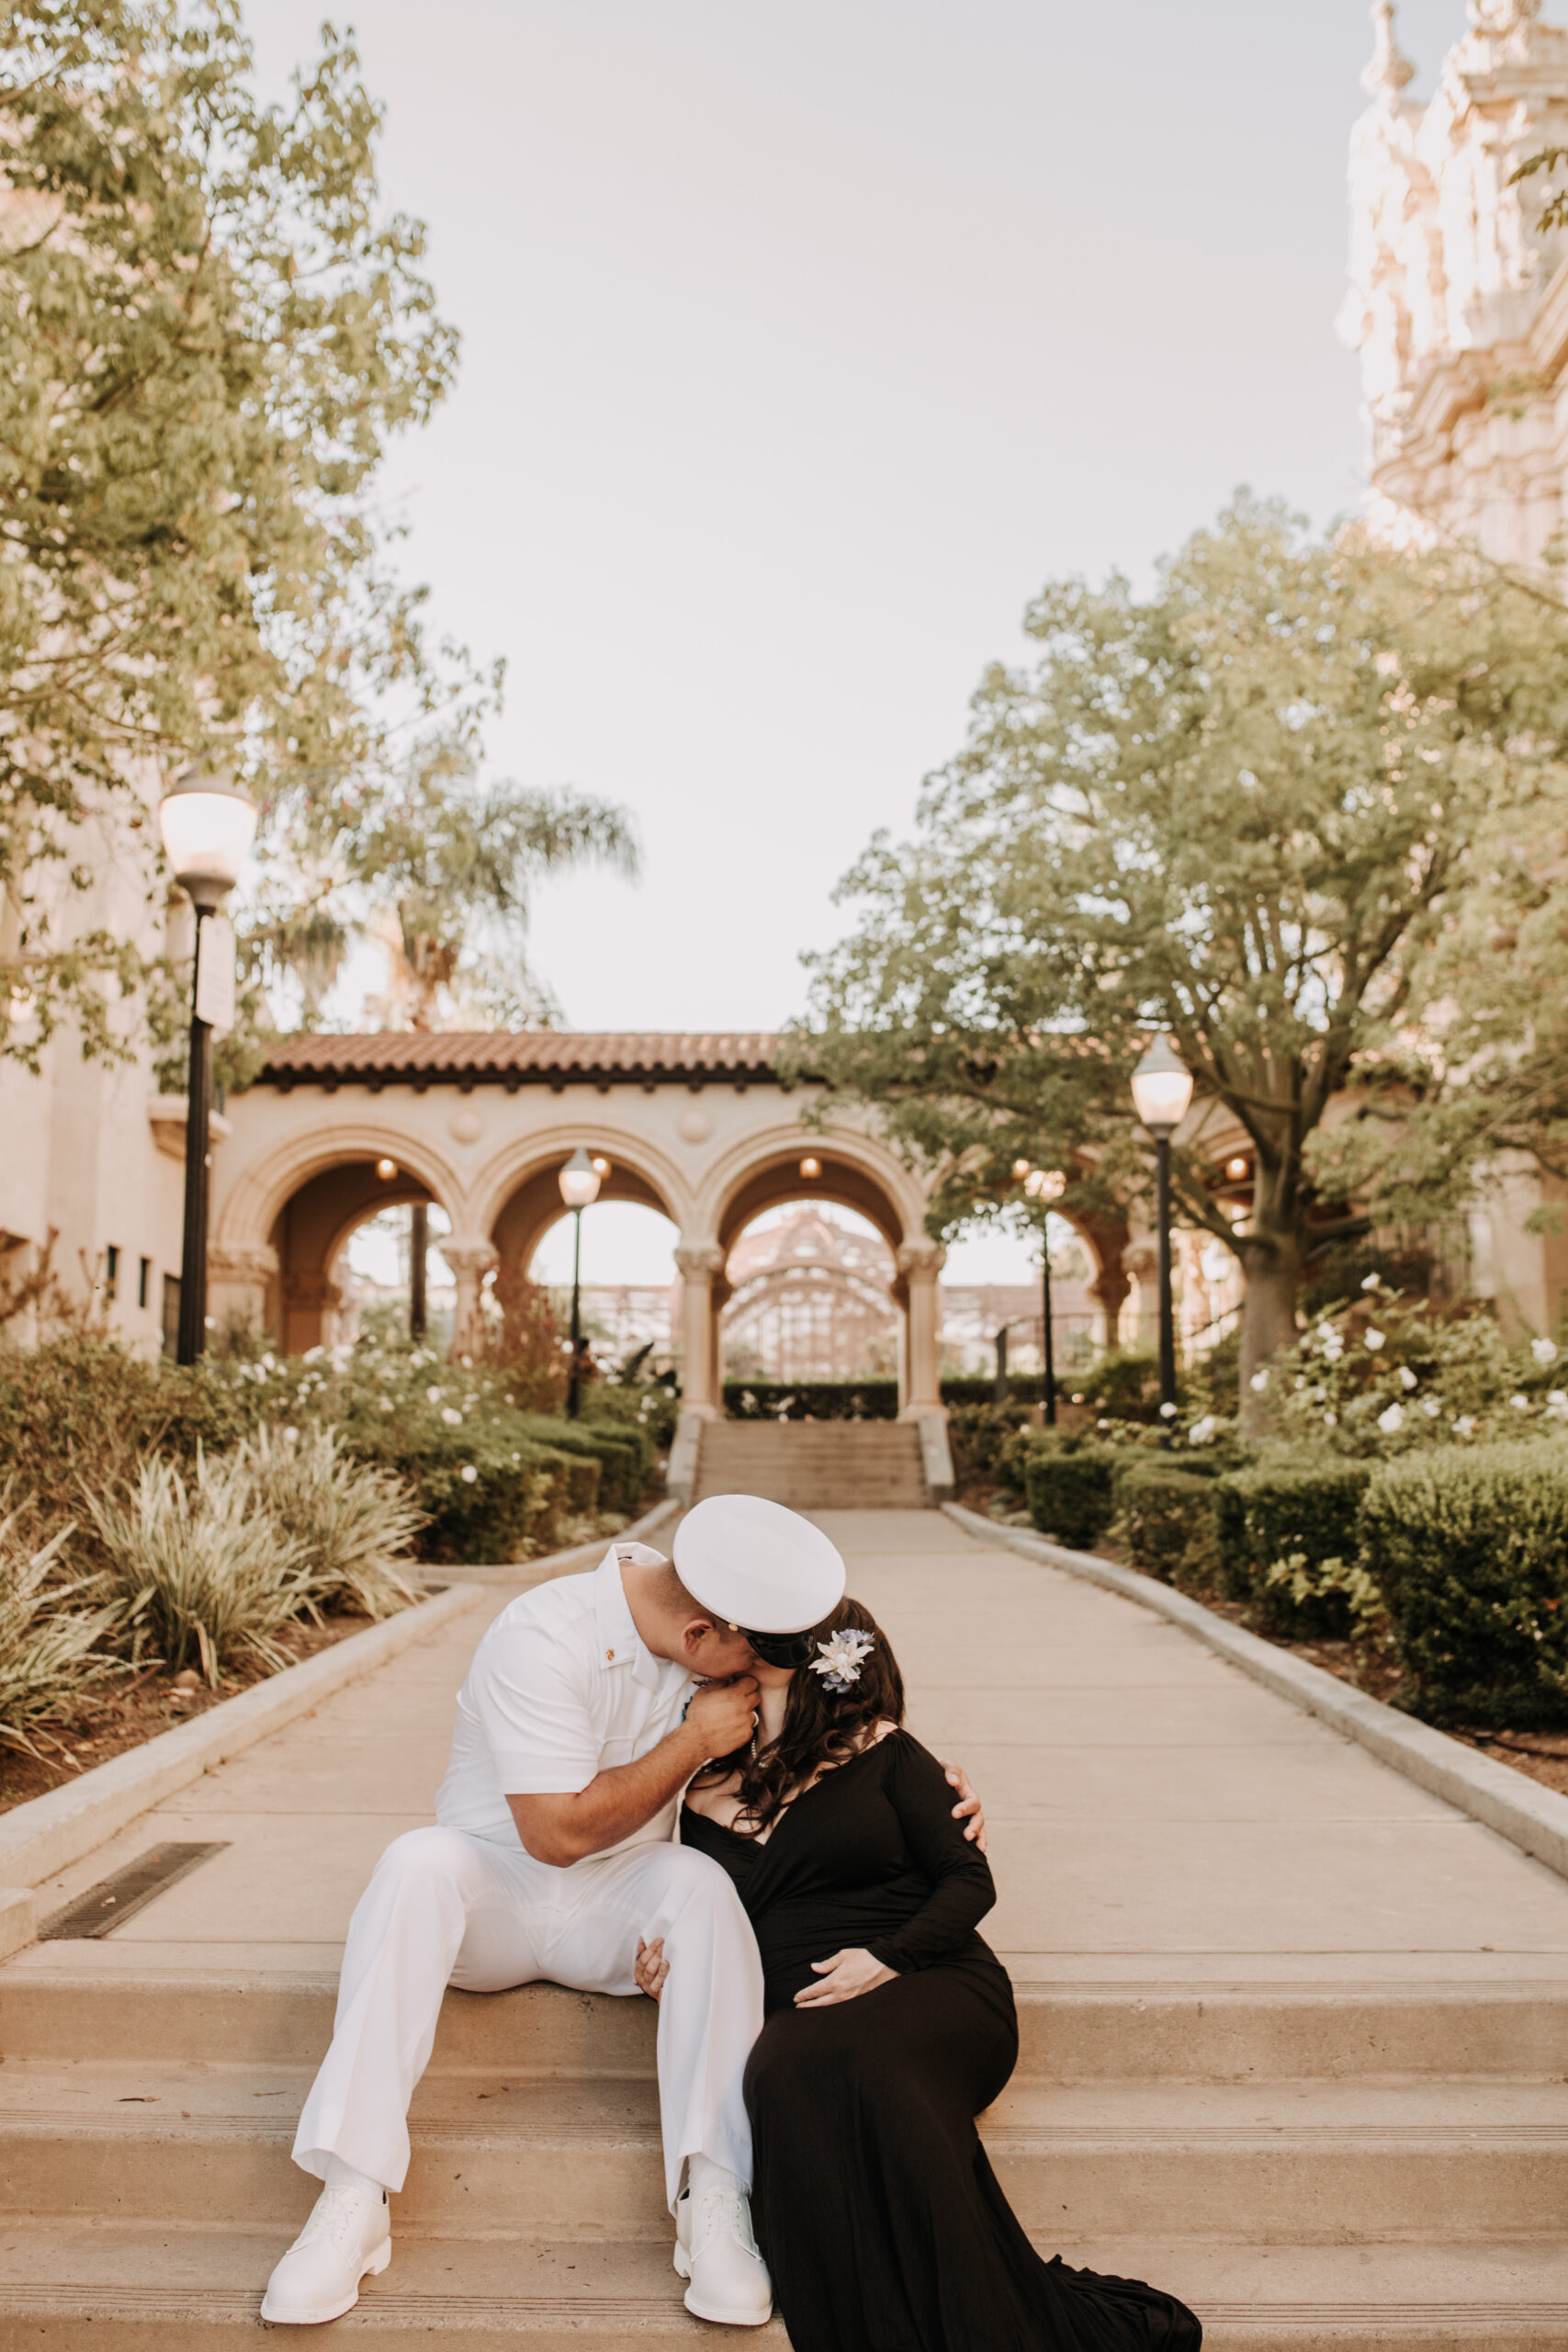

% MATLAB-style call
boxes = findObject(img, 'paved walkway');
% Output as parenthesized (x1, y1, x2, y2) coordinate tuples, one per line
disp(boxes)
(19, 1505, 1568, 1990)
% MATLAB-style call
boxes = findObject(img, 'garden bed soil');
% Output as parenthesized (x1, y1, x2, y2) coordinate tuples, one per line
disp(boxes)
(964, 1481, 1568, 1807)
(0, 1611, 372, 1818)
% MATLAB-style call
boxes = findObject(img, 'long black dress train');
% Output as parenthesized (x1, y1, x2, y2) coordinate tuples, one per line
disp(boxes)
(681, 1730, 1201, 2352)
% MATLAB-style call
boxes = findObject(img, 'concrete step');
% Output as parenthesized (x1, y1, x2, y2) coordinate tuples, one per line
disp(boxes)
(693, 1421, 928, 1509)
(2, 2063, 1563, 2244)
(6, 1966, 1567, 2083)
(0, 2224, 1564, 2349)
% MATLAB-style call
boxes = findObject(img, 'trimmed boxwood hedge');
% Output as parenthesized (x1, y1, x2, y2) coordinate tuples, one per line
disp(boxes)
(1113, 1463, 1218, 1588)
(1024, 1446, 1126, 1549)
(1360, 1441, 1568, 1725)
(1213, 1457, 1374, 1635)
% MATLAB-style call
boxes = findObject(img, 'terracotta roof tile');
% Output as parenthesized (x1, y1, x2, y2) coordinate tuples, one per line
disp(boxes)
(255, 1031, 784, 1085)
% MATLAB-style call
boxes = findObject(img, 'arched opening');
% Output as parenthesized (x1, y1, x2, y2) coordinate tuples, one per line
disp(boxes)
(484, 1142, 685, 1386)
(336, 1202, 457, 1351)
(701, 1144, 932, 1416)
(265, 1156, 443, 1355)
(527, 1198, 682, 1381)
(721, 1202, 898, 1385)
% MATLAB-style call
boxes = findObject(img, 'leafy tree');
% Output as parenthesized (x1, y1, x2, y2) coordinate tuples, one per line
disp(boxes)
(0, 0, 457, 1068)
(346, 756, 640, 1031)
(795, 498, 1568, 1409)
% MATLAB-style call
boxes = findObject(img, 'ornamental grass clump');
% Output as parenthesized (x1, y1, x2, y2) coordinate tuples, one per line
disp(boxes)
(231, 1427, 423, 1620)
(1360, 1440, 1568, 1724)
(0, 1508, 124, 1756)
(85, 1454, 314, 1687)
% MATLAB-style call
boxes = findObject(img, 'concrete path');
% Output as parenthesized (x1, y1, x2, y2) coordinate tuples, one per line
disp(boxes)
(3, 1509, 1568, 2346)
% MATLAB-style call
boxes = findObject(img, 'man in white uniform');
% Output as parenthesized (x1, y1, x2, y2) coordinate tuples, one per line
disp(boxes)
(262, 1496, 850, 2330)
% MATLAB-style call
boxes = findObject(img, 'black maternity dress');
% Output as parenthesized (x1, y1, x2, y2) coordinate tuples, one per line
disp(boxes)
(681, 1730, 1200, 2352)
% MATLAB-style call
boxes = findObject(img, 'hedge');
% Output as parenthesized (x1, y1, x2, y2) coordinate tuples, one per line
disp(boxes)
(724, 1381, 899, 1421)
(1113, 1464, 1217, 1588)
(1024, 1446, 1125, 1549)
(1360, 1441, 1568, 1725)
(1215, 1458, 1374, 1636)
(514, 1415, 652, 1515)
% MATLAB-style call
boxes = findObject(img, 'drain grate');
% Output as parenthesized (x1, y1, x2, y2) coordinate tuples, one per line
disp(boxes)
(39, 1841, 231, 1940)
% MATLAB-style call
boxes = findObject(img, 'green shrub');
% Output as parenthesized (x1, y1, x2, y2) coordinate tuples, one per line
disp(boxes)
(526, 1414, 655, 1515)
(85, 1453, 316, 1685)
(947, 1402, 1031, 1484)
(0, 1508, 124, 1754)
(1113, 1464, 1218, 1588)
(585, 1382, 681, 1455)
(1359, 1440, 1568, 1724)
(724, 1381, 899, 1421)
(1024, 1447, 1121, 1549)
(231, 1427, 423, 1618)
(1077, 1351, 1160, 1411)
(1214, 1457, 1374, 1635)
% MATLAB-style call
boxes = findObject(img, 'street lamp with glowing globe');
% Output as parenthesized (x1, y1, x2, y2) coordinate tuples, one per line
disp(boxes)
(158, 770, 258, 1364)
(1130, 1036, 1194, 1421)
(558, 1148, 604, 1417)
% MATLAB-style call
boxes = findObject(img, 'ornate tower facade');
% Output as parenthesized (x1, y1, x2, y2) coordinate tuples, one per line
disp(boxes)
(1340, 0, 1568, 561)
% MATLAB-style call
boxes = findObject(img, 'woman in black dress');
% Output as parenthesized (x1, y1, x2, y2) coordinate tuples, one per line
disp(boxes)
(635, 1597, 1201, 2352)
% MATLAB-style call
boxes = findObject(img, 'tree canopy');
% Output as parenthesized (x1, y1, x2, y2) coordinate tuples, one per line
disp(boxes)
(0, 0, 455, 1064)
(795, 498, 1568, 1403)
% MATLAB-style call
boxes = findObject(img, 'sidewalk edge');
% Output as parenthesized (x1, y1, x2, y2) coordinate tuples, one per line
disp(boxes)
(942, 1499, 1568, 1883)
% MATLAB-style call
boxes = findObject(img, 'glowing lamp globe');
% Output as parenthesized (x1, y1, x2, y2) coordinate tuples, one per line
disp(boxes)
(558, 1148, 603, 1210)
(1130, 1036, 1193, 1136)
(158, 771, 258, 910)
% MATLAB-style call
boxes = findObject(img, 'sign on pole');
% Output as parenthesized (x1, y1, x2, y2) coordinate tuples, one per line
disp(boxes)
(195, 913, 237, 1035)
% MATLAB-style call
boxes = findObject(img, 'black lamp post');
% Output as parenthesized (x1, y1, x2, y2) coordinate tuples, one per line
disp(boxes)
(1130, 1036, 1194, 1420)
(158, 771, 257, 1364)
(1015, 1164, 1067, 1425)
(558, 1148, 604, 1418)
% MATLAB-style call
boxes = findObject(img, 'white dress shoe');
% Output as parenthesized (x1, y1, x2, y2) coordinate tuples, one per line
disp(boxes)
(673, 2187, 773, 2326)
(261, 2175, 391, 2324)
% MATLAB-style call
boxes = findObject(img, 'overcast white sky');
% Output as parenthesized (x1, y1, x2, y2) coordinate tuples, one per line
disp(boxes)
(251, 0, 1473, 1283)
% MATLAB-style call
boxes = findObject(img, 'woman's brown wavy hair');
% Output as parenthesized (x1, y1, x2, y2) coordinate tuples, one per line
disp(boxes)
(697, 1596, 906, 1835)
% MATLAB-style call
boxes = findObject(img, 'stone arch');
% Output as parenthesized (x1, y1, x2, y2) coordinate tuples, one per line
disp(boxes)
(210, 1123, 467, 1355)
(471, 1125, 692, 1374)
(681, 1125, 940, 1419)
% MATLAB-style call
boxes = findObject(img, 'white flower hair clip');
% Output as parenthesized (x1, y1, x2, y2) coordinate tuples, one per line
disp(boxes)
(810, 1628, 876, 1693)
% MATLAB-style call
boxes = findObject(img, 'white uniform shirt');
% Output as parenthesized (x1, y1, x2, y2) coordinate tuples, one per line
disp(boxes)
(434, 1543, 695, 1859)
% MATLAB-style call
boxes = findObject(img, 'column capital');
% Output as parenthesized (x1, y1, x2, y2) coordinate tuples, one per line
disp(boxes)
(675, 1244, 727, 1280)
(208, 1242, 278, 1283)
(896, 1238, 945, 1279)
(442, 1240, 499, 1278)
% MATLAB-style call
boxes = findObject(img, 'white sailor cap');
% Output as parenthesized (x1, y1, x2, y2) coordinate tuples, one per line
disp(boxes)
(674, 1494, 846, 1637)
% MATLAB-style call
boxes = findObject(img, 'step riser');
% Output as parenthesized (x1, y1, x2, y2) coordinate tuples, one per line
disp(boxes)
(7, 1979, 1564, 2082)
(5, 2124, 1562, 2243)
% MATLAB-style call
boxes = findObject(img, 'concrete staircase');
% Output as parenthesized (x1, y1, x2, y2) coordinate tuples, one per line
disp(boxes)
(1, 1961, 1566, 2344)
(692, 1419, 928, 1509)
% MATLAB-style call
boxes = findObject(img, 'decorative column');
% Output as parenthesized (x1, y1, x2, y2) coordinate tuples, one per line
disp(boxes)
(674, 1244, 726, 1419)
(896, 1239, 945, 1416)
(444, 1240, 498, 1363)
(207, 1243, 278, 1344)
(281, 1271, 343, 1357)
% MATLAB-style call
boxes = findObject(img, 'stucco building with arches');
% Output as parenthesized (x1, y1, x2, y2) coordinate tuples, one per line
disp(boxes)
(207, 1028, 1146, 1493)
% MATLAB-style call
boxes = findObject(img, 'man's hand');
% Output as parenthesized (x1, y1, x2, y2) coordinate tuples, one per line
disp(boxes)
(945, 1761, 987, 1851)
(795, 1948, 897, 2007)
(684, 1674, 760, 1759)
(635, 1935, 669, 2003)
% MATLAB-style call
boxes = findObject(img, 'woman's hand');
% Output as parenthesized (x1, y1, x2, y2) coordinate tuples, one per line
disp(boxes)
(634, 1936, 669, 2003)
(795, 1948, 897, 2007)
(945, 1761, 987, 1851)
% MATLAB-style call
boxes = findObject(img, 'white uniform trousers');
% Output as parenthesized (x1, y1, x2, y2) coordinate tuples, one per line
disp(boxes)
(291, 1825, 763, 2211)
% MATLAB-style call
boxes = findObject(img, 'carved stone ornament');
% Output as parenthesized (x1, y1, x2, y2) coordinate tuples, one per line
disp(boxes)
(208, 1243, 279, 1283)
(1364, 0, 1416, 99)
(894, 1239, 946, 1279)
(441, 1241, 499, 1279)
(674, 1244, 727, 1281)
